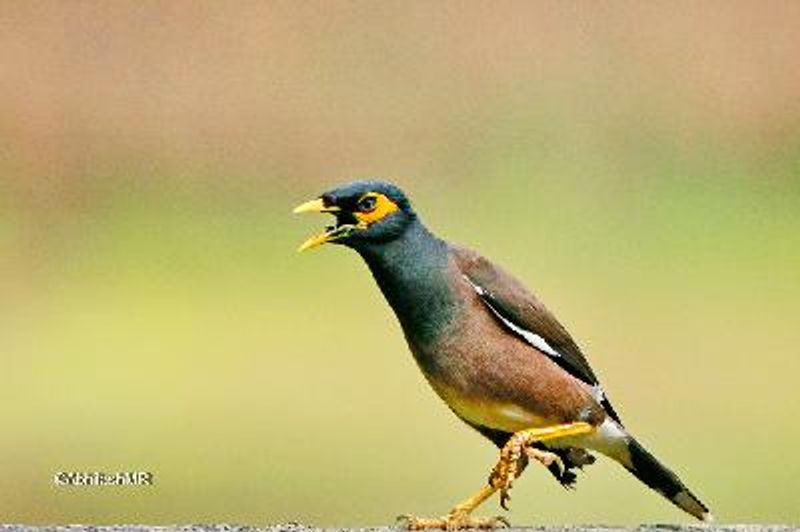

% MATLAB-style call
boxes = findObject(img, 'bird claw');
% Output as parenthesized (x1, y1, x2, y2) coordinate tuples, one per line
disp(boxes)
(396, 512, 510, 530)
(488, 515, 511, 528)
(489, 433, 565, 510)
(489, 433, 529, 510)
(490, 462, 517, 510)
(499, 489, 511, 511)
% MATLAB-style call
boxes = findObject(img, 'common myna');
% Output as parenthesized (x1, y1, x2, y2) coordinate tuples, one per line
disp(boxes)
(294, 180, 712, 529)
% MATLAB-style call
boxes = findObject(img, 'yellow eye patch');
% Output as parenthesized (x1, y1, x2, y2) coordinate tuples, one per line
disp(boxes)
(354, 193, 399, 225)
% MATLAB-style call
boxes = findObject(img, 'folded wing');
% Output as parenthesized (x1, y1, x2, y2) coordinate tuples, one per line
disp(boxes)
(453, 246, 623, 425)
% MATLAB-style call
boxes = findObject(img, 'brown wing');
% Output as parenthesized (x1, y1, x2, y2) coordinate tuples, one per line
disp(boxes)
(453, 246, 623, 424)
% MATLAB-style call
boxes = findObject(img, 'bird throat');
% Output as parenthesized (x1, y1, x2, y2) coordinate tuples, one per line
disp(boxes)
(356, 220, 461, 344)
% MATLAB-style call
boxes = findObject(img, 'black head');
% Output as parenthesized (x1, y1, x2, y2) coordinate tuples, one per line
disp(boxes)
(293, 180, 416, 251)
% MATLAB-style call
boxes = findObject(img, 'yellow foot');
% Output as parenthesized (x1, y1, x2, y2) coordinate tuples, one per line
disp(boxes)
(397, 512, 510, 530)
(526, 446, 564, 471)
(489, 432, 528, 509)
(490, 422, 593, 509)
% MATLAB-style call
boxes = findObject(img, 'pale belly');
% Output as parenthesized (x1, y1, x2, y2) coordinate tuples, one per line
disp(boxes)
(434, 378, 631, 464)
(430, 380, 559, 433)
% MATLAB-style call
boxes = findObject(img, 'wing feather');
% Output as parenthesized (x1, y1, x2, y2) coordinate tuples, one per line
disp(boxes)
(453, 246, 623, 424)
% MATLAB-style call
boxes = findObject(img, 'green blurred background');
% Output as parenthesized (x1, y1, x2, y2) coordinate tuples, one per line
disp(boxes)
(1, 1, 799, 526)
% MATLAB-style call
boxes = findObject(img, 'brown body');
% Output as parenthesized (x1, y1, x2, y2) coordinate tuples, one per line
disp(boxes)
(410, 252, 606, 435)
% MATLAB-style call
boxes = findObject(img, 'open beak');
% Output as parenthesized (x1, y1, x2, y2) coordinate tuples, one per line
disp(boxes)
(292, 198, 350, 252)
(292, 198, 339, 215)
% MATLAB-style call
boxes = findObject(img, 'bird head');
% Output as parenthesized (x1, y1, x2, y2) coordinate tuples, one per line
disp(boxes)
(293, 180, 416, 252)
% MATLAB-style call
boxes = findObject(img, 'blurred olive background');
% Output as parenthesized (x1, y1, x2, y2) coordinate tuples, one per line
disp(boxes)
(1, 1, 799, 526)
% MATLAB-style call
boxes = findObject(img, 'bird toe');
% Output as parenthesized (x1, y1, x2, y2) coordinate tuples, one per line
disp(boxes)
(396, 512, 509, 530)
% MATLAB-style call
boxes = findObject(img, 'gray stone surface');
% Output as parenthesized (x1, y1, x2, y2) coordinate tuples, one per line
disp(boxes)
(0, 525, 797, 532)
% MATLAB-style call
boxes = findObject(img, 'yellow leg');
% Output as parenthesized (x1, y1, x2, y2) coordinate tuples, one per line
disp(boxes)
(398, 422, 594, 530)
(491, 422, 594, 509)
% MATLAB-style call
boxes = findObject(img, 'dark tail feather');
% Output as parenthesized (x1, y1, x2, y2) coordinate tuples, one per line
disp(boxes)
(624, 438, 713, 522)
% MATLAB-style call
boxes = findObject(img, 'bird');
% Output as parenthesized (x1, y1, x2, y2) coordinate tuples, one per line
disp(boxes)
(293, 180, 712, 529)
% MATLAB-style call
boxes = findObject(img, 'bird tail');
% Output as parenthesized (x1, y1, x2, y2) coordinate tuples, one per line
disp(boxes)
(622, 437, 713, 522)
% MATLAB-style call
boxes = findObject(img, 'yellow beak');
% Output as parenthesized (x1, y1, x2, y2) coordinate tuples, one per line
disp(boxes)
(296, 231, 334, 252)
(293, 197, 344, 252)
(293, 198, 341, 214)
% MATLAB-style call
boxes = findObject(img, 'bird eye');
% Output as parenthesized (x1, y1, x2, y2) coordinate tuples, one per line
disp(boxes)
(357, 195, 377, 213)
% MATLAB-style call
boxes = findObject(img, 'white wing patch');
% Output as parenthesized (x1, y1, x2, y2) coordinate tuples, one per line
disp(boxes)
(463, 275, 562, 358)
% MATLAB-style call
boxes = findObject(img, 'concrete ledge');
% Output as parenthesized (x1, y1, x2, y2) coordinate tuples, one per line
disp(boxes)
(0, 525, 796, 532)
